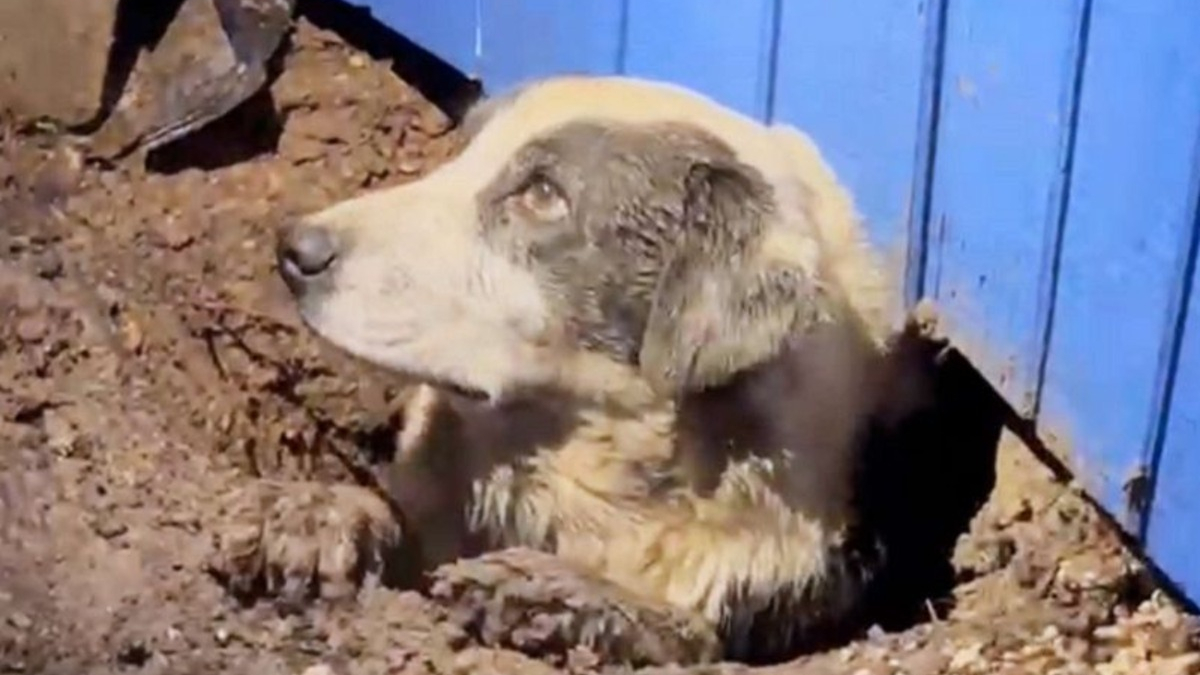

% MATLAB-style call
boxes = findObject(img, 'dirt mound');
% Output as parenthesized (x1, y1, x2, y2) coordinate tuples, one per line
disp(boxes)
(0, 9, 1197, 675)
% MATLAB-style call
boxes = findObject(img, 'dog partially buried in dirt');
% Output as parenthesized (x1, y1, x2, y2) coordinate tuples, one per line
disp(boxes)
(208, 75, 931, 665)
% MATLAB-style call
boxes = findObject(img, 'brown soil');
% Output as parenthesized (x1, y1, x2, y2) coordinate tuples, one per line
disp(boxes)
(1, 11, 1198, 675)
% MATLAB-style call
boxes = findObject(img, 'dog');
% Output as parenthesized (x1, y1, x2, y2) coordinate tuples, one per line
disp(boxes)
(209, 75, 928, 663)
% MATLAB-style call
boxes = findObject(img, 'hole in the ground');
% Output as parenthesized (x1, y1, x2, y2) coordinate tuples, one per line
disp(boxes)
(724, 334, 1007, 666)
(857, 337, 1006, 632)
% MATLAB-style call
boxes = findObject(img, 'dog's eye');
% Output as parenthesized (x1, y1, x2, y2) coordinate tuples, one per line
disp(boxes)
(516, 175, 568, 221)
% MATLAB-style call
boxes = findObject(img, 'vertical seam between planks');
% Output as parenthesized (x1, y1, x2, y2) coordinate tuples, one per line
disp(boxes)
(1138, 115, 1200, 542)
(615, 0, 631, 74)
(761, 0, 784, 123)
(904, 0, 950, 308)
(1031, 0, 1094, 419)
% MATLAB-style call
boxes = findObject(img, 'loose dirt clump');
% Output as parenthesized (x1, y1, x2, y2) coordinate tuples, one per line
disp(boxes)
(0, 9, 1197, 675)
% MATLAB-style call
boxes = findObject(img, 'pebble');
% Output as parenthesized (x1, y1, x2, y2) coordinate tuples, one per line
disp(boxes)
(1158, 653, 1200, 675)
(15, 314, 49, 343)
(155, 217, 195, 251)
(91, 514, 128, 539)
(949, 642, 986, 671)
(7, 612, 32, 630)
(898, 646, 950, 675)
(33, 251, 64, 279)
(120, 316, 144, 353)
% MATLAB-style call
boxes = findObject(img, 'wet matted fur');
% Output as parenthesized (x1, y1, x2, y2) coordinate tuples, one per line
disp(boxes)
(210, 75, 930, 664)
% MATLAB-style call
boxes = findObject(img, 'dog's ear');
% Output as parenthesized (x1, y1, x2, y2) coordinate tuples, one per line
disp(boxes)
(638, 160, 831, 394)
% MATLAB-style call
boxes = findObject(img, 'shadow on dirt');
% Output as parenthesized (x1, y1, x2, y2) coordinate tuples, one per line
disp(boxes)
(139, 0, 482, 173)
(78, 0, 190, 134)
(297, 0, 483, 122)
(146, 87, 286, 173)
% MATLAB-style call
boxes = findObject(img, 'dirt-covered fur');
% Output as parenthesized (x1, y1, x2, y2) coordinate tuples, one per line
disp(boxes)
(209, 75, 922, 663)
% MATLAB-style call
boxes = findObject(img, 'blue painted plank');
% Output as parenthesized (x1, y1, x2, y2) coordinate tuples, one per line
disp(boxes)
(771, 0, 929, 261)
(1147, 227, 1200, 599)
(1041, 0, 1200, 535)
(1142, 6, 1200, 597)
(622, 0, 778, 120)
(351, 1, 480, 76)
(922, 0, 1086, 411)
(477, 1, 625, 92)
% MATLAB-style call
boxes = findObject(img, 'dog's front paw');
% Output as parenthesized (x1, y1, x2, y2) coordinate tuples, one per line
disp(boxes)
(207, 479, 404, 605)
(429, 548, 721, 668)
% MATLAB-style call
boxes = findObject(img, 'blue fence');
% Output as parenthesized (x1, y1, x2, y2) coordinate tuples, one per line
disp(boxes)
(351, 0, 1200, 602)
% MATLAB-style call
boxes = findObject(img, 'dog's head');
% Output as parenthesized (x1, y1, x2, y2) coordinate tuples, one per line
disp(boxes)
(277, 76, 884, 404)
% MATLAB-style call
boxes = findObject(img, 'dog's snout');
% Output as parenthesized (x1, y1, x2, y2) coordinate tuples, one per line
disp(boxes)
(277, 222, 338, 289)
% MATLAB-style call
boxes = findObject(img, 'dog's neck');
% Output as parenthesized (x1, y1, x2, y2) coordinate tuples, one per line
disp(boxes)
(673, 334, 875, 533)
(412, 333, 872, 548)
(673, 365, 777, 493)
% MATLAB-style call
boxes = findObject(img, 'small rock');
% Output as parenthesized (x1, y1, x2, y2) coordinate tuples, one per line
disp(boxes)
(91, 513, 128, 539)
(1156, 652, 1200, 675)
(452, 650, 480, 673)
(155, 216, 195, 251)
(1009, 551, 1045, 589)
(566, 645, 600, 671)
(410, 108, 450, 135)
(14, 314, 49, 343)
(32, 251, 64, 279)
(949, 642, 986, 670)
(899, 647, 949, 675)
(32, 146, 83, 204)
(348, 54, 367, 69)
(301, 665, 336, 675)
(120, 317, 144, 353)
(396, 154, 423, 175)
(215, 627, 231, 646)
(7, 612, 32, 630)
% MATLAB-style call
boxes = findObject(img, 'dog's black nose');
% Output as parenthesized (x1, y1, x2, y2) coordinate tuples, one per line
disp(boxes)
(277, 222, 337, 287)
